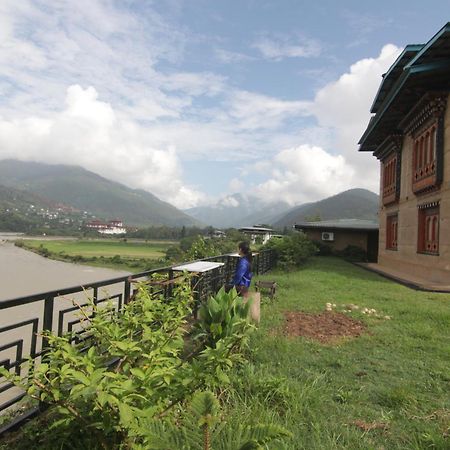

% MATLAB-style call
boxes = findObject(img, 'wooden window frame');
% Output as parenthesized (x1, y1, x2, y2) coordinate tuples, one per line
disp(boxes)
(382, 154, 399, 205)
(386, 213, 398, 251)
(417, 205, 439, 255)
(412, 121, 440, 194)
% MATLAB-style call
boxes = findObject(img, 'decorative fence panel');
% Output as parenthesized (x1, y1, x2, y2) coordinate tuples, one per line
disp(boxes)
(0, 249, 275, 431)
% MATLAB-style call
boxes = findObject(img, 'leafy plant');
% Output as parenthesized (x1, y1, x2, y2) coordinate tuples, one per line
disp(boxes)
(337, 244, 367, 262)
(195, 287, 254, 348)
(0, 279, 261, 449)
(132, 391, 292, 450)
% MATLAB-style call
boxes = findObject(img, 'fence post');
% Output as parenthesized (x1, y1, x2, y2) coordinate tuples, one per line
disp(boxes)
(40, 295, 54, 412)
(42, 295, 54, 350)
(124, 277, 131, 306)
(167, 269, 174, 299)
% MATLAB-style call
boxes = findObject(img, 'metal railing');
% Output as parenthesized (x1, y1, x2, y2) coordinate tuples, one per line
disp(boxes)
(0, 249, 275, 432)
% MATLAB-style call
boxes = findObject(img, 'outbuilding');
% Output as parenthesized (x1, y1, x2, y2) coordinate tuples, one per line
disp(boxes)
(294, 219, 379, 262)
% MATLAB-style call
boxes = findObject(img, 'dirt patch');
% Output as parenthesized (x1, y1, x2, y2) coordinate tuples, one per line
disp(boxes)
(350, 419, 389, 432)
(283, 311, 366, 344)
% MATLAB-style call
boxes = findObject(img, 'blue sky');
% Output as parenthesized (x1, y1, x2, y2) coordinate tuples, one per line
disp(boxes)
(0, 1, 448, 209)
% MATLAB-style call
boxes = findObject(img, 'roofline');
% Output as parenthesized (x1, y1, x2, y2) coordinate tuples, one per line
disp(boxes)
(238, 227, 274, 232)
(294, 222, 380, 231)
(359, 62, 450, 151)
(369, 44, 423, 113)
(358, 69, 410, 149)
(404, 22, 450, 69)
(359, 22, 450, 152)
(294, 223, 379, 232)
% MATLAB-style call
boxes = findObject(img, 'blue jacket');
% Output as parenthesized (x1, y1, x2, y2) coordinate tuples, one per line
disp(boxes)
(233, 257, 252, 287)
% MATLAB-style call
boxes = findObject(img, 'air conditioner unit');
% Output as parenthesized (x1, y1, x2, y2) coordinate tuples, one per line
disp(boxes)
(321, 232, 334, 241)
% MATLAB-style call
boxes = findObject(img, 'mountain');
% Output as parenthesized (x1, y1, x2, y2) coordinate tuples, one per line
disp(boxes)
(272, 188, 379, 229)
(0, 160, 201, 227)
(0, 183, 55, 211)
(185, 193, 291, 228)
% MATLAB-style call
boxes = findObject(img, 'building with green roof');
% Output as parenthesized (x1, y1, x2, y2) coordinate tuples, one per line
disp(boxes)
(359, 23, 450, 286)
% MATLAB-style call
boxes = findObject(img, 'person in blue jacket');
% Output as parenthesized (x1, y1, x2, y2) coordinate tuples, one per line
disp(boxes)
(233, 241, 253, 296)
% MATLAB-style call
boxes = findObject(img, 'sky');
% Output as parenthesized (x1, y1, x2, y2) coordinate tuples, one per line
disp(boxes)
(0, 1, 448, 210)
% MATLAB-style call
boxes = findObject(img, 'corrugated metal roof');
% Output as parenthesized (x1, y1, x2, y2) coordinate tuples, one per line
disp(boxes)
(239, 226, 273, 232)
(294, 219, 379, 231)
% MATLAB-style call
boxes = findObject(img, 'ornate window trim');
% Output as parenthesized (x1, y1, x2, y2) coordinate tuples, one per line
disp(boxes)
(376, 135, 402, 206)
(386, 213, 398, 251)
(417, 201, 440, 255)
(400, 93, 446, 195)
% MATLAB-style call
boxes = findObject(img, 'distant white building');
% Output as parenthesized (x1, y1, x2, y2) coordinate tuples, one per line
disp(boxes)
(238, 226, 274, 245)
(86, 219, 126, 235)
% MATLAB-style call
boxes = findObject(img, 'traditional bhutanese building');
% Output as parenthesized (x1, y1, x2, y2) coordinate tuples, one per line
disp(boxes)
(359, 23, 450, 286)
(86, 219, 126, 234)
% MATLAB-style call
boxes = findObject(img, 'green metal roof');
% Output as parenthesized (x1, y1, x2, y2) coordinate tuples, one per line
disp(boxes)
(359, 22, 450, 154)
(370, 45, 423, 114)
(294, 219, 379, 231)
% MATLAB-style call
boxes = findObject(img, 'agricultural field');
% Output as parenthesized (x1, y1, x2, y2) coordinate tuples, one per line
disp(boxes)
(246, 256, 450, 449)
(22, 238, 176, 258)
(18, 238, 177, 272)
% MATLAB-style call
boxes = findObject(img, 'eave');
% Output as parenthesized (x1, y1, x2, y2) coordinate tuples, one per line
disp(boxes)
(359, 22, 450, 154)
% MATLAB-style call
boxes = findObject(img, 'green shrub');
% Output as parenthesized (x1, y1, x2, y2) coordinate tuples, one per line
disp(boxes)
(338, 244, 367, 262)
(195, 287, 253, 348)
(0, 279, 276, 449)
(264, 232, 317, 270)
(312, 239, 333, 256)
(37, 245, 50, 257)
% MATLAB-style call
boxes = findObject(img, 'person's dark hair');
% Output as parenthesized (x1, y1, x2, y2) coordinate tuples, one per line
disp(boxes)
(238, 241, 252, 268)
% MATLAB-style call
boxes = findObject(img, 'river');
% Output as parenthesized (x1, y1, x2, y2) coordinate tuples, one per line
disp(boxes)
(0, 234, 130, 301)
(0, 234, 132, 412)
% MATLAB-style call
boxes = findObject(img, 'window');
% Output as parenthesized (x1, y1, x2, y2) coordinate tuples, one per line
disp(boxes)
(382, 154, 398, 205)
(418, 204, 439, 254)
(412, 122, 438, 193)
(386, 214, 398, 250)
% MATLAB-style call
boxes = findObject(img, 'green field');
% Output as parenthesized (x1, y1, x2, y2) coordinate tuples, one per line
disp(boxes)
(18, 238, 178, 271)
(242, 256, 450, 449)
(23, 239, 176, 258)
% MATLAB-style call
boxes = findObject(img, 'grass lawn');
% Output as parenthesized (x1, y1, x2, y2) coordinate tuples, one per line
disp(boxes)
(239, 256, 450, 449)
(23, 239, 175, 258)
(1, 256, 448, 449)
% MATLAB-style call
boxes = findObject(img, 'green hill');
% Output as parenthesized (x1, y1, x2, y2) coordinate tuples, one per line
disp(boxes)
(273, 188, 379, 229)
(0, 160, 200, 227)
(0, 184, 55, 231)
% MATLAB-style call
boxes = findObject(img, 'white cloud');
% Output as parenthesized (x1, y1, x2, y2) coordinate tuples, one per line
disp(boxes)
(226, 90, 309, 130)
(0, 85, 204, 209)
(0, 0, 188, 120)
(252, 34, 321, 61)
(229, 178, 245, 193)
(252, 145, 353, 205)
(0, 0, 404, 211)
(250, 44, 402, 205)
(161, 72, 226, 97)
(219, 196, 240, 208)
(310, 43, 402, 191)
(215, 48, 254, 63)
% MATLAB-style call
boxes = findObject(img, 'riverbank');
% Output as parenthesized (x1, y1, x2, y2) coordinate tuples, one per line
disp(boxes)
(0, 241, 130, 301)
